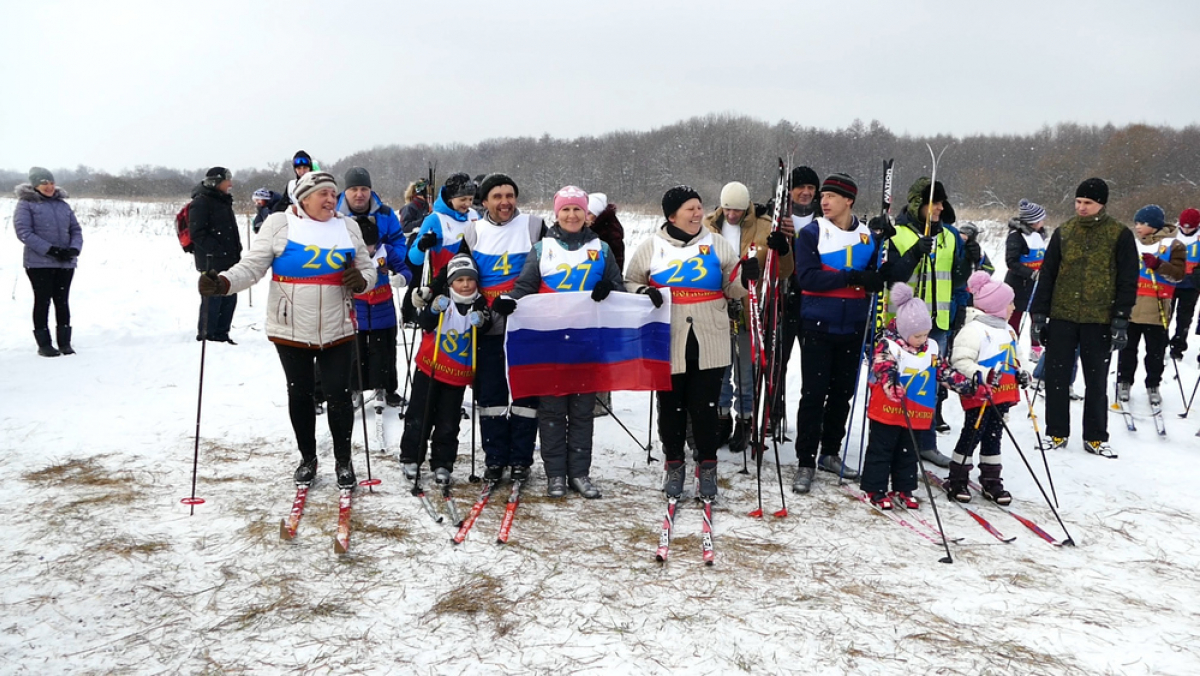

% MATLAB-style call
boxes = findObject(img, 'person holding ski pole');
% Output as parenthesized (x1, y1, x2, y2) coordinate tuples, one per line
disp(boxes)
(398, 253, 491, 487)
(946, 272, 1030, 504)
(1168, 208, 1200, 360)
(1115, 205, 1185, 407)
(199, 171, 377, 489)
(791, 173, 887, 493)
(625, 185, 753, 500)
(703, 181, 794, 453)
(860, 283, 974, 509)
(1004, 199, 1048, 363)
(508, 186, 627, 499)
(1030, 178, 1139, 458)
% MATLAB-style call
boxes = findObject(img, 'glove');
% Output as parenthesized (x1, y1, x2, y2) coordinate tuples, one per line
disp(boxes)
(640, 286, 664, 308)
(964, 239, 982, 265)
(868, 215, 896, 240)
(727, 298, 744, 321)
(970, 372, 993, 399)
(912, 236, 935, 256)
(471, 296, 489, 313)
(590, 279, 614, 302)
(740, 257, 761, 286)
(431, 295, 451, 314)
(342, 265, 367, 293)
(1111, 317, 1130, 352)
(468, 310, 487, 327)
(47, 246, 71, 261)
(885, 381, 906, 403)
(845, 269, 885, 293)
(986, 367, 1005, 388)
(389, 273, 408, 289)
(1032, 314, 1048, 346)
(66, 247, 80, 258)
(766, 231, 790, 256)
(1016, 370, 1031, 389)
(413, 286, 433, 310)
(417, 231, 439, 252)
(491, 296, 517, 316)
(1142, 253, 1161, 270)
(198, 271, 230, 296)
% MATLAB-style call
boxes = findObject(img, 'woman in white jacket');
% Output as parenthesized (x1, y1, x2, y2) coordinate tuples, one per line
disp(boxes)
(199, 171, 377, 489)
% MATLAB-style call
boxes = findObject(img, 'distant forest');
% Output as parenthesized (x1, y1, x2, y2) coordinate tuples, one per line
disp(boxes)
(5, 116, 1198, 222)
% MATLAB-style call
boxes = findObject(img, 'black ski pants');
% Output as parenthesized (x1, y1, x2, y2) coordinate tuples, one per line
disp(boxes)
(26, 267, 73, 331)
(1043, 319, 1111, 443)
(795, 330, 861, 468)
(276, 341, 356, 464)
(355, 326, 399, 393)
(1117, 322, 1169, 388)
(658, 363, 723, 463)
(399, 369, 466, 472)
(538, 393, 596, 478)
(859, 420, 918, 494)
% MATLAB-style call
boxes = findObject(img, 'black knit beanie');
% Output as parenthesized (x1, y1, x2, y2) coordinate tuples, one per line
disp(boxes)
(1075, 177, 1108, 205)
(478, 173, 519, 200)
(661, 185, 702, 218)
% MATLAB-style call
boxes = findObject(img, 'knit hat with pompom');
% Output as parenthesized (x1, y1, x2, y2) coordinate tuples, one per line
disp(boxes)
(968, 270, 1015, 318)
(892, 282, 931, 340)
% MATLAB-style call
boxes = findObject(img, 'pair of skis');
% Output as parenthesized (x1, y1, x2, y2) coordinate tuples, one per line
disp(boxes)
(1112, 390, 1166, 436)
(841, 485, 951, 547)
(279, 484, 355, 555)
(925, 470, 1062, 546)
(655, 497, 714, 566)
(452, 479, 523, 545)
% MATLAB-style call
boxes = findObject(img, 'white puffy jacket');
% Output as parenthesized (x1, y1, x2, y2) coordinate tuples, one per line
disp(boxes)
(220, 207, 377, 348)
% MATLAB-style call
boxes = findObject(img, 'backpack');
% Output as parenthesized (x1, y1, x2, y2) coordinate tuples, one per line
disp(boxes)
(175, 203, 194, 253)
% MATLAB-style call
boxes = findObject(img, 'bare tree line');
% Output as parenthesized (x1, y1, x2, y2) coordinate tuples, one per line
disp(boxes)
(6, 115, 1198, 221)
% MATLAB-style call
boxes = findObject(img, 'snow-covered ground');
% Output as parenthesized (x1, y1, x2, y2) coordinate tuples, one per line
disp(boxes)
(2, 199, 1198, 675)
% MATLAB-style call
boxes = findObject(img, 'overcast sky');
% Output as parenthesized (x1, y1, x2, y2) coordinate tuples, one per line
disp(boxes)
(2, 0, 1196, 174)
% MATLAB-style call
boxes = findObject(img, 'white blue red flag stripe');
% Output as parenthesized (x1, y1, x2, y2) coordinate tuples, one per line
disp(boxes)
(504, 292, 672, 398)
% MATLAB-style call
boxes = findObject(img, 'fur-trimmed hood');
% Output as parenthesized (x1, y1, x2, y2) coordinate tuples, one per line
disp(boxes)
(15, 183, 69, 201)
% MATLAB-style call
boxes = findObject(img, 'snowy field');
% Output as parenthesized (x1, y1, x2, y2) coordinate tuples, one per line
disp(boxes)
(2, 198, 1199, 675)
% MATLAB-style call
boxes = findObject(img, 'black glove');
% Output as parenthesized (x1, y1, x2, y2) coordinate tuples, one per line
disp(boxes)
(472, 296, 489, 313)
(964, 239, 981, 265)
(868, 215, 896, 240)
(66, 247, 80, 258)
(198, 271, 229, 296)
(741, 257, 761, 286)
(342, 265, 368, 293)
(912, 236, 935, 257)
(1032, 314, 1048, 346)
(492, 296, 517, 316)
(766, 231, 790, 256)
(727, 298, 744, 321)
(640, 286, 664, 308)
(47, 246, 71, 261)
(1111, 317, 1130, 352)
(590, 279, 614, 302)
(417, 231, 439, 252)
(1016, 370, 1032, 389)
(845, 269, 885, 293)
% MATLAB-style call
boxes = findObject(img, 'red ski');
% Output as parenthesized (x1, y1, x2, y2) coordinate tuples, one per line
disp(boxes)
(279, 486, 309, 540)
(700, 499, 715, 566)
(332, 489, 353, 554)
(496, 480, 523, 544)
(452, 481, 494, 545)
(655, 498, 678, 562)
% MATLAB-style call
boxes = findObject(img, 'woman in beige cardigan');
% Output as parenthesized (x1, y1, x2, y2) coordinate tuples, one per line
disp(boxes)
(199, 171, 377, 490)
(624, 186, 763, 500)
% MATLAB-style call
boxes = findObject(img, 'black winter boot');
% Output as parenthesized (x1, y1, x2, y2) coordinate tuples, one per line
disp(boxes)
(728, 416, 751, 454)
(294, 456, 317, 486)
(56, 326, 75, 355)
(34, 329, 60, 357)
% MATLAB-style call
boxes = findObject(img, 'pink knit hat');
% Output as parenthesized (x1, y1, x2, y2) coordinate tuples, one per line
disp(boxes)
(891, 283, 931, 340)
(553, 185, 589, 217)
(968, 270, 1015, 318)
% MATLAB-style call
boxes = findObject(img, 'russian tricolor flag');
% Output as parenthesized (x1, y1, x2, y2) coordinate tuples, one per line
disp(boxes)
(504, 292, 673, 399)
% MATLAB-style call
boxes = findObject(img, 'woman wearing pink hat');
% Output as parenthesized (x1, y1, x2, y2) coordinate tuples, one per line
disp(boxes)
(508, 186, 626, 499)
(945, 271, 1032, 504)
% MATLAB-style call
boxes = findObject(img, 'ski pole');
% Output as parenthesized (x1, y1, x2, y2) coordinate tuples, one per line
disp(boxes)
(646, 391, 656, 464)
(182, 256, 216, 514)
(983, 393, 1076, 546)
(1180, 372, 1200, 419)
(595, 395, 652, 453)
(900, 395, 953, 564)
(346, 262, 378, 491)
(412, 310, 447, 498)
(469, 326, 480, 483)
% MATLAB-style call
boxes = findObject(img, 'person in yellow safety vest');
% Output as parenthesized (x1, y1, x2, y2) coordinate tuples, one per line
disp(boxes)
(883, 177, 979, 467)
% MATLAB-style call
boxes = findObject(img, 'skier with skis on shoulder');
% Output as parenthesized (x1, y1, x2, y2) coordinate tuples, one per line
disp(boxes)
(1168, 208, 1200, 360)
(625, 186, 754, 500)
(1004, 199, 1048, 363)
(508, 186, 626, 499)
(860, 283, 974, 509)
(702, 180, 794, 453)
(398, 253, 492, 487)
(463, 174, 547, 485)
(885, 177, 979, 467)
(1115, 205, 1185, 407)
(945, 272, 1030, 504)
(1030, 178, 1139, 458)
(791, 173, 890, 494)
(199, 171, 377, 489)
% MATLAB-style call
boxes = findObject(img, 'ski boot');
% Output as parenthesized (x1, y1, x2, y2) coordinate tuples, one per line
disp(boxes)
(697, 460, 718, 499)
(483, 466, 505, 483)
(791, 467, 815, 494)
(336, 461, 357, 490)
(433, 467, 452, 488)
(920, 448, 952, 468)
(386, 391, 404, 408)
(1084, 440, 1118, 459)
(663, 460, 685, 498)
(546, 476, 567, 498)
(868, 491, 893, 510)
(1117, 381, 1131, 402)
(943, 478, 971, 503)
(569, 476, 602, 499)
(400, 462, 419, 481)
(890, 490, 920, 509)
(1040, 436, 1068, 451)
(817, 454, 859, 479)
(980, 483, 1013, 506)
(509, 465, 531, 483)
(294, 456, 318, 486)
(1148, 386, 1163, 407)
